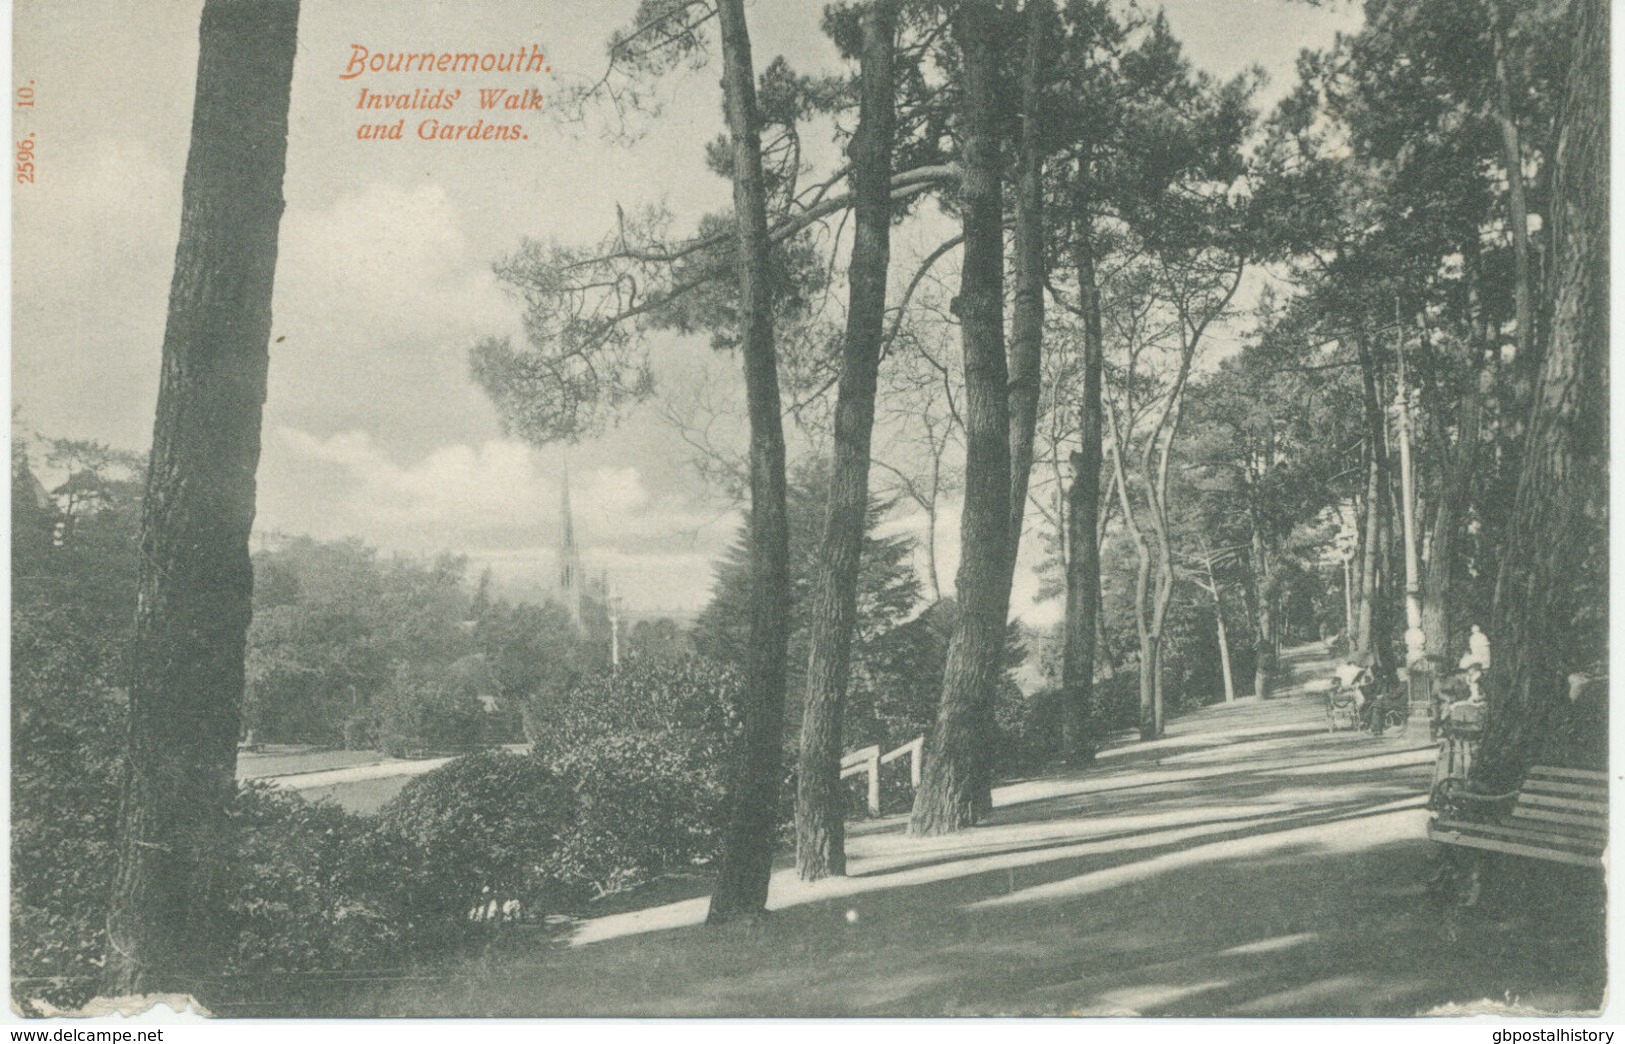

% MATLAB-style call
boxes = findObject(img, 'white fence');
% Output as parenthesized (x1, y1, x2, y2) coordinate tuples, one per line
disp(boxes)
(838, 734, 925, 814)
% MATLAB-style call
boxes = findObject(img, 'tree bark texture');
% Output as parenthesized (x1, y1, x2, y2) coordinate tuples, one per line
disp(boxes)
(1477, 0, 1608, 790)
(796, 0, 897, 882)
(104, 0, 299, 997)
(1006, 0, 1048, 576)
(707, 0, 793, 923)
(910, 0, 1011, 836)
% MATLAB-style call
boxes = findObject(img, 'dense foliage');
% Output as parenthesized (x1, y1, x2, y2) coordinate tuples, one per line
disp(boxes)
(11, 440, 139, 1009)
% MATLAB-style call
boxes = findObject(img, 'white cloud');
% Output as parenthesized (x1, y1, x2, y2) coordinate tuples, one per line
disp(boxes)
(256, 426, 735, 610)
(274, 181, 515, 351)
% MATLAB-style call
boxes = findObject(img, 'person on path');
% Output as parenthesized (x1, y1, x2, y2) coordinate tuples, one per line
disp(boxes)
(1333, 661, 1383, 730)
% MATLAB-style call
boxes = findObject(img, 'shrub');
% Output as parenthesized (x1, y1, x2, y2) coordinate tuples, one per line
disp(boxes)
(546, 734, 728, 896)
(372, 751, 580, 933)
(530, 657, 744, 895)
(991, 684, 1063, 776)
(529, 656, 742, 757)
(10, 679, 124, 1013)
(223, 785, 402, 975)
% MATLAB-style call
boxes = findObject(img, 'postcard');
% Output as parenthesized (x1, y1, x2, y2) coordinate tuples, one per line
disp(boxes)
(10, 0, 1610, 1024)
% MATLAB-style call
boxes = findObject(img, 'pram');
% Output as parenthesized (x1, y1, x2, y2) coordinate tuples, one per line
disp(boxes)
(1326, 688, 1361, 732)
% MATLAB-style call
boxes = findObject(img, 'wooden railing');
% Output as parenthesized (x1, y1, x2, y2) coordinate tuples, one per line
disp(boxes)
(839, 734, 925, 814)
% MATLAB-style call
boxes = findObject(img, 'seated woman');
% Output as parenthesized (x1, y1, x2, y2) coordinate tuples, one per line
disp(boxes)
(1332, 660, 1380, 730)
(1431, 669, 1487, 789)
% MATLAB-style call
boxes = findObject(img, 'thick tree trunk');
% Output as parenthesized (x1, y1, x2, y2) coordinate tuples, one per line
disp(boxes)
(910, 0, 1011, 836)
(1477, 0, 1608, 790)
(796, 0, 897, 882)
(104, 0, 299, 997)
(1376, 494, 1397, 680)
(708, 0, 793, 923)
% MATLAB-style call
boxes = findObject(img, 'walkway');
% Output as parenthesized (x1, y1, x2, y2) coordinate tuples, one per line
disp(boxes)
(281, 643, 1610, 1016)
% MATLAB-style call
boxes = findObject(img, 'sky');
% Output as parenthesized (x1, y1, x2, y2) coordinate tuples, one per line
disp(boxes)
(11, 0, 1362, 619)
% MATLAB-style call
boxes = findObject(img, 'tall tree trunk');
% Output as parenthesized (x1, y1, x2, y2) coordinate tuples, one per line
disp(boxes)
(796, 0, 897, 882)
(1342, 555, 1356, 652)
(1062, 149, 1105, 760)
(1353, 331, 1389, 673)
(910, 0, 1011, 836)
(1420, 248, 1488, 665)
(1376, 491, 1397, 680)
(1104, 409, 1157, 740)
(1006, 0, 1048, 575)
(104, 0, 299, 997)
(1144, 415, 1183, 732)
(1201, 548, 1237, 703)
(1350, 485, 1368, 648)
(1476, 0, 1608, 790)
(708, 0, 792, 923)
(963, 0, 1049, 815)
(1250, 505, 1274, 699)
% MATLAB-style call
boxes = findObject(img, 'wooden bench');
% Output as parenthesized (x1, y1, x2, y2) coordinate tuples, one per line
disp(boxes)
(1429, 765, 1607, 870)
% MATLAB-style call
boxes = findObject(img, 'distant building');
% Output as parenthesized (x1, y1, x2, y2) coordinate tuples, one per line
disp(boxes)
(552, 461, 609, 629)
(555, 462, 585, 626)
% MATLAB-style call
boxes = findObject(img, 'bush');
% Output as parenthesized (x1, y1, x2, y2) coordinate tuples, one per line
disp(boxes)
(991, 684, 1063, 776)
(529, 656, 742, 757)
(10, 679, 124, 1012)
(224, 785, 401, 974)
(546, 734, 728, 896)
(531, 657, 743, 895)
(372, 751, 580, 933)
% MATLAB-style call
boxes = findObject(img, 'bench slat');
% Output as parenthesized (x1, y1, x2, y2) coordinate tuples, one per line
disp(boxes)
(1521, 779, 1610, 799)
(1434, 816, 1606, 850)
(1515, 791, 1608, 814)
(1527, 766, 1609, 783)
(1523, 775, 1607, 795)
(1509, 806, 1609, 831)
(1427, 825, 1605, 867)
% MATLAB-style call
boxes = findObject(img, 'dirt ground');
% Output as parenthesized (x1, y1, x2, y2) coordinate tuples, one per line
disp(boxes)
(227, 644, 1608, 1018)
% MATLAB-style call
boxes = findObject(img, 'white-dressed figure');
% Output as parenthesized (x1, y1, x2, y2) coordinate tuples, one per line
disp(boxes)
(1458, 623, 1491, 671)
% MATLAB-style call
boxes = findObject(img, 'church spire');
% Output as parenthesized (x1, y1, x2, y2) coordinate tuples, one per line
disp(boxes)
(557, 456, 583, 626)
